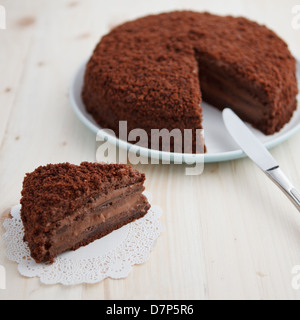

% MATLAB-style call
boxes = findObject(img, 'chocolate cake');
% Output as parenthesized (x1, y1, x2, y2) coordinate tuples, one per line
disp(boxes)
(82, 11, 298, 152)
(20, 162, 150, 264)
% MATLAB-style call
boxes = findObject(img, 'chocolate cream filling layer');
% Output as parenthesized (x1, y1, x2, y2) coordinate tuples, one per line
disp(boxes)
(30, 183, 148, 261)
(195, 54, 274, 131)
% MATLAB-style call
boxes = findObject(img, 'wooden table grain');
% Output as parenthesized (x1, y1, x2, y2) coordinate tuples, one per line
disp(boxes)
(0, 0, 300, 300)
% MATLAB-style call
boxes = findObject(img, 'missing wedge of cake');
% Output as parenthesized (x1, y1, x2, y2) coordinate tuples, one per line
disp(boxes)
(20, 162, 150, 264)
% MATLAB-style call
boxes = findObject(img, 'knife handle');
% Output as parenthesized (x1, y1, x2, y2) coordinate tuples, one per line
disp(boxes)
(266, 167, 300, 212)
(291, 188, 300, 207)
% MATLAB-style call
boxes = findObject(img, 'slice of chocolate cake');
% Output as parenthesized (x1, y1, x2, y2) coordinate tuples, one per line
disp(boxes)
(20, 162, 150, 264)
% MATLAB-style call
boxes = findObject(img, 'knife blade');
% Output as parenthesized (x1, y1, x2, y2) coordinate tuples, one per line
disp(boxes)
(222, 108, 300, 212)
(222, 108, 278, 172)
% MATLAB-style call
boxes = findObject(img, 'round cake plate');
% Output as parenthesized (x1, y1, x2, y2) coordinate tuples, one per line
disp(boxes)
(69, 58, 300, 164)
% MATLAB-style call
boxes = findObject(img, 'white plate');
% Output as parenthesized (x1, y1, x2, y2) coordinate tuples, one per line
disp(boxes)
(69, 59, 300, 163)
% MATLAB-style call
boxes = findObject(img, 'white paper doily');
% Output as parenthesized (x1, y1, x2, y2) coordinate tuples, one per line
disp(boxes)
(2, 192, 163, 285)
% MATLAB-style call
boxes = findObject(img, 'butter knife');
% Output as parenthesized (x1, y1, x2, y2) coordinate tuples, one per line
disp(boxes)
(223, 108, 300, 212)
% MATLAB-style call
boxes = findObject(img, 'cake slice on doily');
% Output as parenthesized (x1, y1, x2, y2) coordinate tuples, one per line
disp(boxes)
(20, 162, 150, 264)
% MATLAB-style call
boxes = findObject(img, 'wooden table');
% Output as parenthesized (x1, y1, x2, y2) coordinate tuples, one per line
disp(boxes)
(0, 0, 300, 300)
